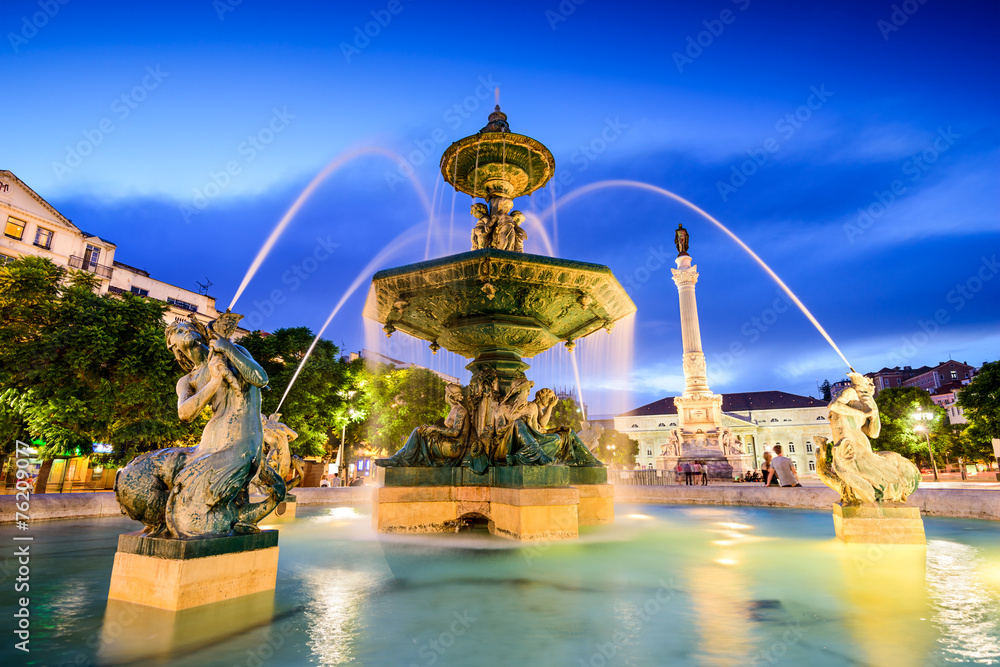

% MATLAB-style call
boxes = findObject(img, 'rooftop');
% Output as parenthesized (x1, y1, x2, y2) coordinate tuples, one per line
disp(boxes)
(618, 390, 827, 418)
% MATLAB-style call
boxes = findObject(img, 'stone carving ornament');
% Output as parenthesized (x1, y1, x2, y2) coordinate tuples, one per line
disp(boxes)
(115, 315, 285, 538)
(471, 196, 527, 252)
(814, 372, 920, 505)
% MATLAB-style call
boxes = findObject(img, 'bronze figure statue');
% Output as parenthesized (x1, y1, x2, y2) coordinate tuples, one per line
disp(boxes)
(115, 314, 286, 538)
(814, 373, 920, 505)
(674, 223, 689, 256)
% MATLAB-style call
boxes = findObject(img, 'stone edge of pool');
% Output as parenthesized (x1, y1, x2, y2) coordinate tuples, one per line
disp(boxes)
(3, 485, 997, 524)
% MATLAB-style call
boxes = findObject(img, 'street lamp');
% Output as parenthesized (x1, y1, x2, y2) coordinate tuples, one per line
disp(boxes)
(608, 444, 616, 470)
(913, 409, 939, 481)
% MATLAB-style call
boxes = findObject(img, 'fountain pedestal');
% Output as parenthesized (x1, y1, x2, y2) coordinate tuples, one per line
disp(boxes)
(832, 503, 926, 545)
(373, 466, 613, 541)
(107, 531, 280, 611)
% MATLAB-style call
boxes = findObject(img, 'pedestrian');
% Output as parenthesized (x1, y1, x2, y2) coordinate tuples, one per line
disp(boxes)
(691, 460, 702, 486)
(674, 461, 684, 485)
(761, 452, 780, 486)
(683, 461, 693, 485)
(700, 460, 709, 485)
(766, 445, 801, 487)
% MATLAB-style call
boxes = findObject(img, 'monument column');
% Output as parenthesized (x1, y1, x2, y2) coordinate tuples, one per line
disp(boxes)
(671, 255, 712, 398)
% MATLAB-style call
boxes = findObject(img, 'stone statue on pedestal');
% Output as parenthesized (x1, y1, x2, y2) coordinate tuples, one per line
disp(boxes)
(259, 413, 304, 491)
(115, 314, 286, 538)
(814, 372, 920, 505)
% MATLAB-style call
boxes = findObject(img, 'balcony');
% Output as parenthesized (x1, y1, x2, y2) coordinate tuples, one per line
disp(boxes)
(68, 255, 114, 279)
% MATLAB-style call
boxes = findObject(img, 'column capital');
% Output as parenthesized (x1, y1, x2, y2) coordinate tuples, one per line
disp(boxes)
(671, 266, 699, 287)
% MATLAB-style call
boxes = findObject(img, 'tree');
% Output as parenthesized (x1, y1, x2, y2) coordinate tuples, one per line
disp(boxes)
(237, 328, 359, 458)
(819, 379, 832, 402)
(0, 256, 199, 461)
(549, 395, 585, 432)
(596, 428, 639, 468)
(873, 386, 947, 467)
(364, 366, 449, 455)
(958, 361, 1000, 454)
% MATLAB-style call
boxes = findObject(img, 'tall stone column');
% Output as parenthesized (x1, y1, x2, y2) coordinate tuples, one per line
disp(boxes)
(671, 255, 711, 398)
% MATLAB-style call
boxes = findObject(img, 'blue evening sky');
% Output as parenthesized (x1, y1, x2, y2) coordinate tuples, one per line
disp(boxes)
(4, 0, 998, 416)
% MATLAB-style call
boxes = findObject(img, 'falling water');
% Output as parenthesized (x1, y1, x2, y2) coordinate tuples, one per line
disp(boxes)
(541, 179, 854, 371)
(423, 174, 442, 260)
(275, 224, 429, 411)
(229, 146, 433, 311)
(520, 211, 555, 256)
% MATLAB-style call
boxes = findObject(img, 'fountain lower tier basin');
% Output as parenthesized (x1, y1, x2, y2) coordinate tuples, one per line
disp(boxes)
(373, 466, 613, 541)
(364, 249, 636, 360)
(7, 506, 998, 667)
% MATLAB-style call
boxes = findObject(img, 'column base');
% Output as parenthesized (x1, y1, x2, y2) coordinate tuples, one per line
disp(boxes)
(107, 531, 280, 611)
(832, 503, 926, 545)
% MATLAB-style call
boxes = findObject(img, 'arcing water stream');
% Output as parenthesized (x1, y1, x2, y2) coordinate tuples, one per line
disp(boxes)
(539, 179, 854, 371)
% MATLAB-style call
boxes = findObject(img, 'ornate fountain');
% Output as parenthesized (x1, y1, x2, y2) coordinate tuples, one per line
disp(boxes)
(364, 106, 636, 540)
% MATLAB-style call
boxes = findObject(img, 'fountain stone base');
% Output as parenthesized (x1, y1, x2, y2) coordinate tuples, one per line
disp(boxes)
(373, 466, 613, 541)
(107, 531, 280, 611)
(832, 503, 925, 545)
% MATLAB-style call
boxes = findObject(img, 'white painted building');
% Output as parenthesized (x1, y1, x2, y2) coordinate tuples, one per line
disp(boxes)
(615, 391, 830, 476)
(1, 170, 224, 328)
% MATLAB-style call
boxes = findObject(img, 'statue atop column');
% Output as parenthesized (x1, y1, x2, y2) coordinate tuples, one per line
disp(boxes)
(674, 223, 689, 256)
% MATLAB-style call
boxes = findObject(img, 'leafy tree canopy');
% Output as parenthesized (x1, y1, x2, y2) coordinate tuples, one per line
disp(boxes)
(364, 365, 448, 455)
(874, 386, 946, 466)
(0, 256, 199, 461)
(958, 360, 1000, 443)
(238, 328, 363, 459)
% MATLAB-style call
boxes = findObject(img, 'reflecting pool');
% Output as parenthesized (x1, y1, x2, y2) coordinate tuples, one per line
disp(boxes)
(3, 504, 998, 666)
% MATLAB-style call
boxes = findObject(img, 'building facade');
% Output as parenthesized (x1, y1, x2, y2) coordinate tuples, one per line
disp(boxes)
(903, 360, 977, 393)
(615, 391, 830, 476)
(1, 170, 224, 328)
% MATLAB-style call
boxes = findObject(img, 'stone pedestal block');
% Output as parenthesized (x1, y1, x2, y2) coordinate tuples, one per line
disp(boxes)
(372, 468, 614, 540)
(832, 503, 925, 545)
(575, 483, 615, 526)
(107, 531, 280, 611)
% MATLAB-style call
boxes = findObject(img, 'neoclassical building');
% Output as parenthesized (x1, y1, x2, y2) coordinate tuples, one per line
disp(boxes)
(614, 390, 830, 476)
(1, 170, 225, 328)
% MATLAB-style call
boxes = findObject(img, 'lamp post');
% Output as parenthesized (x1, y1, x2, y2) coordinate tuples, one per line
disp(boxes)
(913, 409, 939, 481)
(608, 444, 616, 470)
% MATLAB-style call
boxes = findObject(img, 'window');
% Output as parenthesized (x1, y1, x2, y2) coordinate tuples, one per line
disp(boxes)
(808, 460, 816, 472)
(950, 370, 957, 380)
(806, 443, 813, 453)
(34, 227, 53, 249)
(130, 286, 149, 297)
(4, 217, 25, 240)
(658, 423, 665, 427)
(167, 297, 198, 313)
(0, 253, 15, 266)
(83, 244, 101, 270)
(789, 444, 796, 453)
(646, 449, 652, 456)
(816, 416, 825, 420)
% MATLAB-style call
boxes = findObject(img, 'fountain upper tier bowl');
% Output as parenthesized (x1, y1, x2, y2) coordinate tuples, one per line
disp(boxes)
(440, 132, 555, 199)
(364, 249, 635, 359)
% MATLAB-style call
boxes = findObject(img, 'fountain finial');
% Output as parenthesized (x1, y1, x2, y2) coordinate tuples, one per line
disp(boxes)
(480, 105, 510, 134)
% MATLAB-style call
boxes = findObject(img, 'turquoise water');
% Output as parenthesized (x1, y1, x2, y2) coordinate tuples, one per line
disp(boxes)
(2, 504, 998, 666)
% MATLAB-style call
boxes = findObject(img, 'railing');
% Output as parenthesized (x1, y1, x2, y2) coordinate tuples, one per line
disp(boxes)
(609, 469, 680, 486)
(68, 255, 113, 279)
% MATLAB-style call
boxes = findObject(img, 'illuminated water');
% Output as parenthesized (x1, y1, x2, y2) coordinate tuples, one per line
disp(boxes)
(5, 505, 998, 666)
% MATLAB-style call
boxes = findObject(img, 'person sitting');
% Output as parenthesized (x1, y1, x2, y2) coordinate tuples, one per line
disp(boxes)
(767, 445, 801, 487)
(761, 452, 780, 486)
